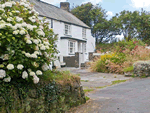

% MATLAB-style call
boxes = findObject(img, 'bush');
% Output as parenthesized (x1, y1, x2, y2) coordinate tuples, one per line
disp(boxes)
(91, 39, 150, 74)
(0, 0, 57, 83)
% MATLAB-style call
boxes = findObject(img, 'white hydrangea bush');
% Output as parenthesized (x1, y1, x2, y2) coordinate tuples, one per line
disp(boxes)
(0, 0, 58, 84)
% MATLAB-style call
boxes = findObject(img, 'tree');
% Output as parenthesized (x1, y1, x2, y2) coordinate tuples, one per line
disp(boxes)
(136, 9, 150, 44)
(71, 2, 93, 27)
(71, 3, 109, 43)
(110, 10, 139, 41)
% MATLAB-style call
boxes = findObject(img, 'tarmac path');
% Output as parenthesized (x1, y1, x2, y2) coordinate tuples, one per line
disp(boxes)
(59, 68, 150, 113)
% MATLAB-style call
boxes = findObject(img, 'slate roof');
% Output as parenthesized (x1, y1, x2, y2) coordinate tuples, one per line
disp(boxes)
(29, 0, 90, 28)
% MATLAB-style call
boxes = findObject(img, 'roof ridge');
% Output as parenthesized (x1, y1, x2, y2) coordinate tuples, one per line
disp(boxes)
(29, 0, 90, 28)
(36, 0, 61, 9)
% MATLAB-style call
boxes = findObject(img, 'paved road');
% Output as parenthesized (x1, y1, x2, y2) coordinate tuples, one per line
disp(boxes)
(74, 78, 150, 113)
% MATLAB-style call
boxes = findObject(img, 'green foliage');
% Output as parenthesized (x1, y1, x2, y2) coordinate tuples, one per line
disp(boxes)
(0, 0, 58, 83)
(115, 39, 145, 52)
(92, 39, 147, 74)
(110, 9, 150, 42)
(71, 2, 108, 43)
(85, 96, 90, 101)
(0, 70, 85, 112)
(71, 2, 93, 27)
(123, 66, 134, 72)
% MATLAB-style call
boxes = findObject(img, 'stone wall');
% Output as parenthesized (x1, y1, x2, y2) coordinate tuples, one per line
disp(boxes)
(75, 52, 80, 68)
(0, 79, 86, 113)
(134, 61, 150, 77)
(63, 56, 75, 67)
(89, 52, 94, 61)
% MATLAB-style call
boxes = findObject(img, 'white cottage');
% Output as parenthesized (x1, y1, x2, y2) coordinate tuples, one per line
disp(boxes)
(30, 0, 95, 68)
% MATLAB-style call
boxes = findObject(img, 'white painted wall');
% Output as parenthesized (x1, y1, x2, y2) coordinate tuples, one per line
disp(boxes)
(39, 16, 95, 61)
(86, 29, 95, 53)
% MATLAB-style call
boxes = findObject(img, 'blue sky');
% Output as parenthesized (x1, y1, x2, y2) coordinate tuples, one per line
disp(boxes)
(41, 0, 150, 20)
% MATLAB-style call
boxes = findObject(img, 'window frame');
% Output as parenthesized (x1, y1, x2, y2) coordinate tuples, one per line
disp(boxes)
(68, 40, 75, 55)
(82, 28, 86, 39)
(64, 24, 71, 35)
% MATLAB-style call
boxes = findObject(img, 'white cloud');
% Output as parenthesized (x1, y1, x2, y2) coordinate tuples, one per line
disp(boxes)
(131, 0, 150, 8)
(82, 0, 102, 5)
(41, 0, 66, 5)
(106, 11, 113, 16)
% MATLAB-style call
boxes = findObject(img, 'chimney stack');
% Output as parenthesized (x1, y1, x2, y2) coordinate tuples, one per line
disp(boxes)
(60, 2, 70, 12)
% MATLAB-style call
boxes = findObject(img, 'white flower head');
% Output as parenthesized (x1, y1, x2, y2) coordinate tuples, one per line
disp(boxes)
(22, 71, 28, 79)
(20, 30, 26, 35)
(17, 64, 24, 70)
(40, 46, 46, 50)
(30, 71, 36, 76)
(7, 64, 14, 70)
(12, 26, 17, 30)
(16, 16, 23, 22)
(34, 51, 40, 55)
(3, 76, 11, 82)
(37, 30, 45, 37)
(31, 54, 37, 58)
(33, 75, 39, 84)
(0, 69, 6, 79)
(5, 2, 13, 7)
(44, 41, 50, 45)
(33, 39, 39, 44)
(36, 70, 42, 75)
(26, 40, 32, 44)
(25, 53, 31, 57)
(45, 46, 49, 49)
(13, 30, 19, 35)
(15, 10, 20, 13)
(0, 24, 5, 29)
(7, 17, 13, 22)
(21, 0, 27, 2)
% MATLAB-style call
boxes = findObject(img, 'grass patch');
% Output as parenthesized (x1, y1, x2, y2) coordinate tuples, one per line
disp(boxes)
(84, 89, 94, 93)
(85, 96, 90, 101)
(81, 80, 89, 82)
(96, 80, 127, 89)
(96, 86, 107, 89)
(111, 80, 127, 85)
(40, 70, 80, 85)
(123, 66, 134, 72)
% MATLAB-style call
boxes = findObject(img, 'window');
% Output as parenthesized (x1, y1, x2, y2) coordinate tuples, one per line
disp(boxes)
(68, 41, 75, 54)
(65, 24, 71, 35)
(84, 43, 86, 52)
(82, 28, 86, 38)
(51, 19, 53, 28)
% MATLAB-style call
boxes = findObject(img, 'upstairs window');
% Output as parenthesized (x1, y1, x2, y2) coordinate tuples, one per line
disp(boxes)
(68, 41, 75, 54)
(65, 24, 71, 35)
(82, 28, 86, 38)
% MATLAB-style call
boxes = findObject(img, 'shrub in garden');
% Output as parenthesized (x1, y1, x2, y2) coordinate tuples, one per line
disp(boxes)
(91, 39, 150, 74)
(0, 0, 58, 83)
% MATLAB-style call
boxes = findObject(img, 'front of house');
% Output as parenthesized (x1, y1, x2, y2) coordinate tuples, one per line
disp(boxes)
(30, 0, 95, 68)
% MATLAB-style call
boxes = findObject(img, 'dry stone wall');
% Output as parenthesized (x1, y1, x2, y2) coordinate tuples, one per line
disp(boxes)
(0, 79, 86, 113)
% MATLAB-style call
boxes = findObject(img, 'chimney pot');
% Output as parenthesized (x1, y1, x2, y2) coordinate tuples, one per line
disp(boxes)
(60, 2, 70, 12)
